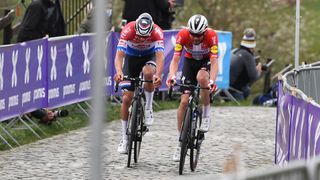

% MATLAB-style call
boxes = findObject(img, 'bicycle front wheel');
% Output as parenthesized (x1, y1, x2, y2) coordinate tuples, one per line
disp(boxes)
(127, 100, 138, 167)
(134, 97, 144, 163)
(179, 107, 192, 175)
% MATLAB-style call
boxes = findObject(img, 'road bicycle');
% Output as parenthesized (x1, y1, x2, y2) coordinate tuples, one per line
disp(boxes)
(169, 83, 208, 175)
(115, 76, 152, 167)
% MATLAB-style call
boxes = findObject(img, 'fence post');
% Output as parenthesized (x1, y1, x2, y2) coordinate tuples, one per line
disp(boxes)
(3, 9, 13, 45)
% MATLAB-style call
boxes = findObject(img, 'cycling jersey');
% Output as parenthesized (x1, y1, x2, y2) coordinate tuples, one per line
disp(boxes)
(174, 28, 218, 60)
(117, 22, 165, 56)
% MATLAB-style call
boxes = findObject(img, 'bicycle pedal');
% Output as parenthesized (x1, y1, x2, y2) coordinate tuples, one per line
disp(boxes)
(142, 126, 149, 135)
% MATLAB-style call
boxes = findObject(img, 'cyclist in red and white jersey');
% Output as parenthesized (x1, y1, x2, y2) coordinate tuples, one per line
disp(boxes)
(114, 13, 165, 154)
(166, 14, 219, 161)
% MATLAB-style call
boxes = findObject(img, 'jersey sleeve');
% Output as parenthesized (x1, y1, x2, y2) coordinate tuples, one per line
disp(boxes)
(152, 25, 165, 52)
(173, 30, 185, 57)
(208, 30, 219, 59)
(116, 23, 134, 52)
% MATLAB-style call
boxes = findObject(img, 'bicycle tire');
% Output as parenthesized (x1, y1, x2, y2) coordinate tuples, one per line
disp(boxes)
(134, 98, 144, 163)
(127, 100, 138, 167)
(193, 131, 204, 170)
(192, 107, 204, 170)
(190, 109, 202, 171)
(190, 111, 197, 171)
(179, 107, 192, 175)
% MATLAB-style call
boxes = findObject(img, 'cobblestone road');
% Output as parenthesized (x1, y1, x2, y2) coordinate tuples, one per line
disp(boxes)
(0, 106, 276, 179)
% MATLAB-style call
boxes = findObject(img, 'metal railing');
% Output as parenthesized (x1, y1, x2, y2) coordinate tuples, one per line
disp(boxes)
(60, 0, 92, 34)
(282, 62, 320, 104)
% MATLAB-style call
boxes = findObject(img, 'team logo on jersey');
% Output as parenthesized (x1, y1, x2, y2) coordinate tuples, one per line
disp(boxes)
(175, 44, 182, 51)
(211, 45, 218, 54)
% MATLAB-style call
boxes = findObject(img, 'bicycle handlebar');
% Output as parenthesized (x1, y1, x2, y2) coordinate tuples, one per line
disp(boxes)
(168, 82, 210, 98)
(114, 76, 154, 92)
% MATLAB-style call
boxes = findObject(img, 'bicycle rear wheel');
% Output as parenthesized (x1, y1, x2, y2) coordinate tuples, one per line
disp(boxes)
(127, 100, 138, 167)
(134, 98, 144, 163)
(179, 107, 192, 175)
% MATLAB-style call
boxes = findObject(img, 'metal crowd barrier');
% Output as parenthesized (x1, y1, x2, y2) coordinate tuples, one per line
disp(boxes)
(282, 64, 320, 105)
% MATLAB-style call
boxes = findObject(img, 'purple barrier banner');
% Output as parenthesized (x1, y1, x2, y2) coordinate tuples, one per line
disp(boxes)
(47, 35, 94, 108)
(108, 32, 119, 96)
(0, 39, 47, 121)
(276, 81, 320, 165)
(276, 81, 291, 165)
(305, 102, 320, 159)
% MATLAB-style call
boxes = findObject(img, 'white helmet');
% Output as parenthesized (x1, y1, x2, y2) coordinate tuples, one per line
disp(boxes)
(187, 14, 208, 34)
(135, 13, 154, 36)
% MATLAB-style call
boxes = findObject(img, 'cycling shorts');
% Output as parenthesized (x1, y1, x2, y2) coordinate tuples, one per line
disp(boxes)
(120, 54, 156, 92)
(180, 57, 210, 93)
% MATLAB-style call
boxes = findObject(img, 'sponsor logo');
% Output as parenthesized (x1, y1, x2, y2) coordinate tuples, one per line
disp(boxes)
(175, 44, 182, 51)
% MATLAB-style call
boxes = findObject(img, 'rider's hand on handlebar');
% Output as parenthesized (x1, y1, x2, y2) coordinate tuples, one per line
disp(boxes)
(166, 75, 176, 87)
(153, 75, 162, 88)
(208, 79, 217, 93)
(114, 72, 124, 82)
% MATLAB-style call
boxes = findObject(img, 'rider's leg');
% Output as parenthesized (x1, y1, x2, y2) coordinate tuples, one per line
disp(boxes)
(197, 69, 211, 132)
(142, 64, 156, 126)
(177, 94, 190, 132)
(173, 93, 189, 161)
(120, 91, 134, 138)
(118, 91, 134, 154)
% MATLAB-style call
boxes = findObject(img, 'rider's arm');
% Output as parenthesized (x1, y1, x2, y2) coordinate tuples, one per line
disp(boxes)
(209, 56, 218, 82)
(208, 31, 219, 82)
(169, 54, 181, 77)
(114, 50, 125, 75)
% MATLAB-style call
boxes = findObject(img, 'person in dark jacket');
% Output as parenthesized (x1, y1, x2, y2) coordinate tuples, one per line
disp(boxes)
(158, 0, 176, 30)
(121, 0, 169, 26)
(17, 0, 55, 42)
(46, 0, 66, 37)
(229, 28, 262, 100)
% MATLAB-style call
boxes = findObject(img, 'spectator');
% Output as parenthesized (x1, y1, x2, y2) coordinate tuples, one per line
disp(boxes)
(158, 0, 176, 30)
(0, 9, 15, 30)
(46, 0, 66, 37)
(77, 1, 113, 34)
(17, 0, 55, 42)
(121, 0, 169, 26)
(229, 28, 262, 100)
(30, 108, 69, 125)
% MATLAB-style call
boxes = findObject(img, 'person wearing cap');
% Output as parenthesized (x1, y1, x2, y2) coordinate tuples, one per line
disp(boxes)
(114, 13, 165, 154)
(229, 28, 262, 100)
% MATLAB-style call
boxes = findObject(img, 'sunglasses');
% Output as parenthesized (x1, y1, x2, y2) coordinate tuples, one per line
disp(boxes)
(190, 32, 204, 37)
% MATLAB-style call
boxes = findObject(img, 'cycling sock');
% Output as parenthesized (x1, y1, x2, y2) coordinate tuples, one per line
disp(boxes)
(144, 91, 154, 110)
(177, 130, 180, 141)
(121, 120, 128, 141)
(203, 105, 211, 118)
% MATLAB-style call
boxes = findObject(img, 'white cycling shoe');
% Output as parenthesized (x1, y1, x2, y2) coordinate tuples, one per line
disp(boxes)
(117, 140, 128, 154)
(172, 146, 181, 162)
(200, 117, 211, 132)
(145, 109, 154, 126)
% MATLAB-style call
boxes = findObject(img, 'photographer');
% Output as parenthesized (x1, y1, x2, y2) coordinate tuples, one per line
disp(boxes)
(30, 109, 69, 125)
(229, 28, 262, 100)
